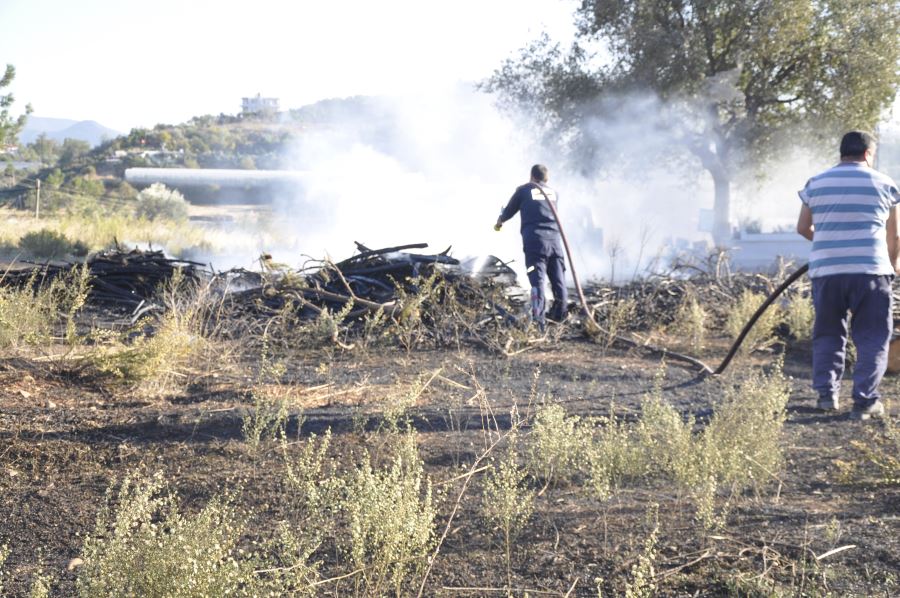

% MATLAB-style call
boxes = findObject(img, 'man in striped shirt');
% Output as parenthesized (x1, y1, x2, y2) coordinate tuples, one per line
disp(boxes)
(797, 131, 900, 420)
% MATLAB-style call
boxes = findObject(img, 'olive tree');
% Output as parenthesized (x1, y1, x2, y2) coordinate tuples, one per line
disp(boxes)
(485, 1, 900, 243)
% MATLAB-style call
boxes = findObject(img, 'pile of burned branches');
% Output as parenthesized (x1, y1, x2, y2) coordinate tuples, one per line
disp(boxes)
(216, 242, 529, 354)
(583, 267, 814, 332)
(0, 247, 202, 312)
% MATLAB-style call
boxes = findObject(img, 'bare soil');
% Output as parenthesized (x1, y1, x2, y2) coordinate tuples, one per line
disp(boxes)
(1, 336, 898, 597)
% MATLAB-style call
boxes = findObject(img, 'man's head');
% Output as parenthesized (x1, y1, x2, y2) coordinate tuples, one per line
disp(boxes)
(840, 131, 877, 166)
(530, 164, 549, 183)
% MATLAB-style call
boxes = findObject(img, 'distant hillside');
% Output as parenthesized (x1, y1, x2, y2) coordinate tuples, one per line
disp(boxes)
(20, 116, 121, 147)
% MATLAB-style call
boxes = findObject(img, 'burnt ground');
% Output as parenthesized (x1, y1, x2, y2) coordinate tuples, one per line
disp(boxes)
(0, 335, 898, 597)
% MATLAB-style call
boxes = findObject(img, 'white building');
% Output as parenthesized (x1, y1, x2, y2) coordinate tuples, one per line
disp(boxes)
(241, 94, 279, 116)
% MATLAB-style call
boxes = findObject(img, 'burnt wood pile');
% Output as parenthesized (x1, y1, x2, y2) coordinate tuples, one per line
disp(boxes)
(0, 248, 202, 311)
(582, 271, 810, 332)
(219, 242, 525, 349)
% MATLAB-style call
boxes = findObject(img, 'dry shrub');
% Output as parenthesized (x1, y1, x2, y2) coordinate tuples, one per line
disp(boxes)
(666, 289, 707, 352)
(242, 334, 289, 449)
(624, 509, 659, 598)
(83, 270, 209, 388)
(602, 296, 637, 351)
(76, 472, 267, 598)
(836, 412, 900, 486)
(483, 431, 535, 589)
(725, 290, 781, 353)
(0, 264, 90, 352)
(345, 432, 435, 597)
(528, 402, 592, 487)
(0, 278, 56, 350)
(783, 292, 814, 341)
(0, 543, 8, 595)
(581, 363, 790, 527)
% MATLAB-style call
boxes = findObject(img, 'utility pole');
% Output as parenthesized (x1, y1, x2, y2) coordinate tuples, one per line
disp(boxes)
(35, 179, 40, 219)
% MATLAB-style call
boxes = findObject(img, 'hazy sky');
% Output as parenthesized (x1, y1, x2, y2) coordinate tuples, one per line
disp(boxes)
(0, 0, 578, 132)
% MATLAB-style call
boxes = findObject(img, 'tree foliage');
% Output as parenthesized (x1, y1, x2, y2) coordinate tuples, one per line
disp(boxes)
(486, 0, 900, 241)
(0, 64, 31, 146)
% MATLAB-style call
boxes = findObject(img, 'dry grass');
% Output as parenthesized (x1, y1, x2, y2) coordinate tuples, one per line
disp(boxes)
(0, 264, 90, 354)
(80, 270, 212, 390)
(725, 290, 782, 353)
(0, 208, 218, 257)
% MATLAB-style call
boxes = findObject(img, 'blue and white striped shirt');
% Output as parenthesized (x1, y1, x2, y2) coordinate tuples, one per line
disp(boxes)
(798, 162, 900, 278)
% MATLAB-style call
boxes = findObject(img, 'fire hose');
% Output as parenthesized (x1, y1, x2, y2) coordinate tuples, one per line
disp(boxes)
(531, 184, 809, 376)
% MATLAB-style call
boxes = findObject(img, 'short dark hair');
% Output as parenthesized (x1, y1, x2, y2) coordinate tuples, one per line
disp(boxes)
(840, 131, 876, 158)
(531, 164, 548, 182)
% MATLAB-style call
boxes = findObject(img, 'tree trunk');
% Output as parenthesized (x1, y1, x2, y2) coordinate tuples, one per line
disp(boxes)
(687, 136, 732, 246)
(712, 170, 731, 246)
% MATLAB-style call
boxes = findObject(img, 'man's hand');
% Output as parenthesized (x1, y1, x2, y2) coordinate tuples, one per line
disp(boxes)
(494, 219, 503, 231)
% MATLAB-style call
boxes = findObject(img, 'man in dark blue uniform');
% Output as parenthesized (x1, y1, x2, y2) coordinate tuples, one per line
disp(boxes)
(494, 164, 568, 327)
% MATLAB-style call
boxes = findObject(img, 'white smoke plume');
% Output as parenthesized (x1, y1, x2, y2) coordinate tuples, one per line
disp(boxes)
(227, 84, 851, 286)
(262, 87, 678, 283)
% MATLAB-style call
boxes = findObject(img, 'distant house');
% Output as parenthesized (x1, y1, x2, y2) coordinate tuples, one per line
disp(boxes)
(242, 94, 279, 116)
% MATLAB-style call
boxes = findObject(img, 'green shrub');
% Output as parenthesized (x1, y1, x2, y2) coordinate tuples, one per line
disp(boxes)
(18, 229, 76, 259)
(634, 395, 694, 479)
(242, 335, 288, 449)
(136, 183, 189, 221)
(69, 176, 105, 198)
(673, 363, 790, 528)
(76, 472, 266, 598)
(624, 515, 659, 598)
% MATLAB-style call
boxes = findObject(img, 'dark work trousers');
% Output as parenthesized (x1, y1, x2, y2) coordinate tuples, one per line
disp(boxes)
(811, 273, 893, 407)
(524, 239, 568, 323)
